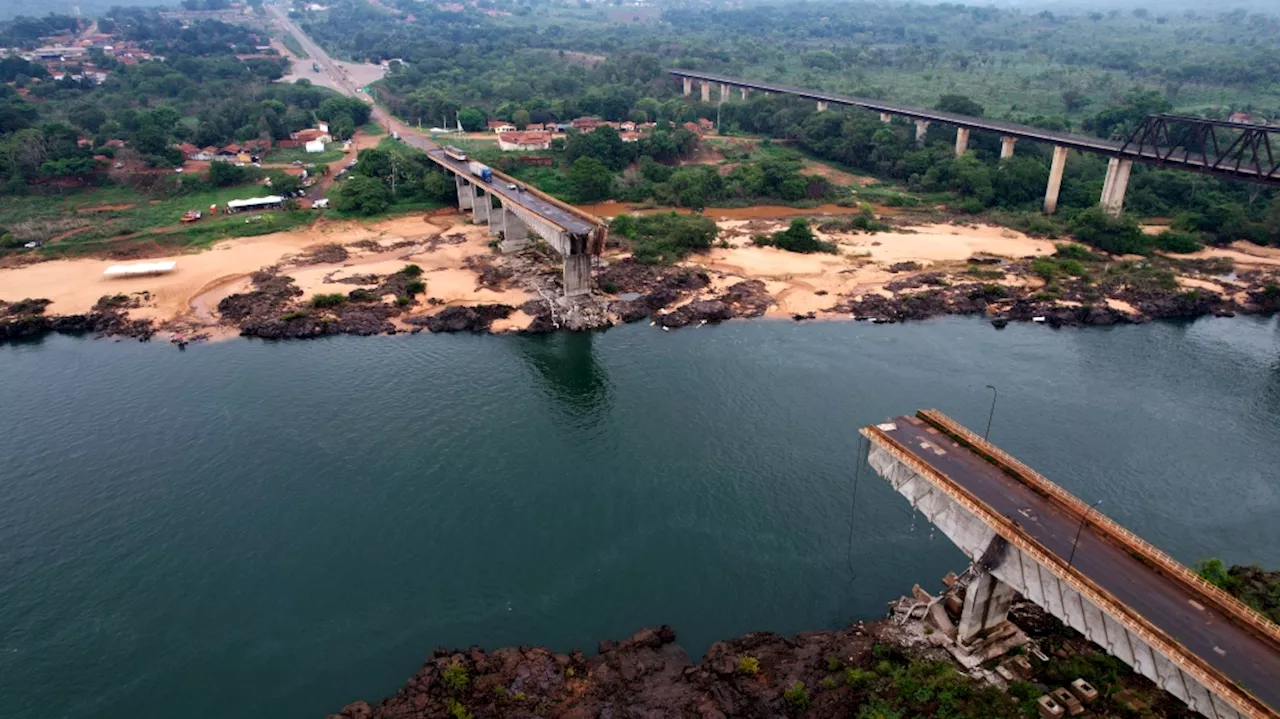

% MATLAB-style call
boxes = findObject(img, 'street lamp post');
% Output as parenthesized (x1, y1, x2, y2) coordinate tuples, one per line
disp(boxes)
(1066, 500, 1104, 570)
(984, 385, 997, 440)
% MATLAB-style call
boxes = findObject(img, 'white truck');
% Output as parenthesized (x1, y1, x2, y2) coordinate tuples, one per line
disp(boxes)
(468, 161, 492, 183)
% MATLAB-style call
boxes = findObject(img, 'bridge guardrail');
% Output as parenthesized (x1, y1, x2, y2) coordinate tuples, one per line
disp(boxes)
(861, 423, 1275, 719)
(917, 408, 1280, 649)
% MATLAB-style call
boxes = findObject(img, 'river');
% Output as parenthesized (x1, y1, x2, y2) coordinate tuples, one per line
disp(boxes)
(2, 317, 1279, 719)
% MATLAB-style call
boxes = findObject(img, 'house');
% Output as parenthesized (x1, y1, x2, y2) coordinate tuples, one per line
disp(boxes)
(497, 131, 552, 152)
(619, 121, 636, 132)
(572, 116, 604, 131)
(305, 139, 326, 153)
(620, 132, 641, 143)
(525, 122, 545, 132)
(697, 118, 715, 132)
(316, 121, 329, 134)
(1228, 112, 1255, 124)
(292, 128, 332, 143)
(488, 120, 517, 134)
(212, 146, 240, 162)
(176, 143, 210, 161)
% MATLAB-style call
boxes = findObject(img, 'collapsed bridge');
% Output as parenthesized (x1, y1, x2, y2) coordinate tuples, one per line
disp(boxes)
(861, 411, 1280, 719)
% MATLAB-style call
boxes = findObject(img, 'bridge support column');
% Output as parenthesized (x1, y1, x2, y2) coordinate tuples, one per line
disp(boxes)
(880, 112, 891, 123)
(700, 82, 710, 103)
(1043, 145, 1068, 214)
(455, 175, 474, 211)
(563, 253, 591, 297)
(487, 197, 502, 238)
(740, 87, 749, 100)
(957, 569, 1017, 645)
(1100, 157, 1132, 216)
(914, 119, 930, 147)
(816, 100, 828, 112)
(999, 136, 1016, 159)
(500, 206, 527, 251)
(682, 77, 692, 97)
(954, 127, 970, 157)
(720, 83, 729, 103)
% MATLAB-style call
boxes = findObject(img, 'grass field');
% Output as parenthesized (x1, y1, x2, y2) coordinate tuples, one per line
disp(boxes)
(278, 32, 308, 59)
(0, 183, 319, 258)
(265, 142, 347, 164)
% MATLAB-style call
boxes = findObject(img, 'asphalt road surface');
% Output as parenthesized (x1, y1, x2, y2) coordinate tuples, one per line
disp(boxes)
(880, 415, 1280, 712)
(269, 6, 596, 237)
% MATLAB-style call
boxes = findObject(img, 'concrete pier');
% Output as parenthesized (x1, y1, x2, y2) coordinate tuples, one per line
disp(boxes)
(1044, 145, 1068, 214)
(880, 112, 891, 123)
(740, 87, 749, 100)
(954, 127, 970, 157)
(957, 569, 1017, 645)
(720, 83, 729, 103)
(915, 119, 930, 147)
(1100, 157, 1133, 216)
(700, 82, 710, 103)
(1000, 136, 1016, 160)
(816, 100, 828, 112)
(682, 77, 692, 97)
(455, 175, 474, 211)
(500, 206, 528, 252)
(563, 254, 591, 297)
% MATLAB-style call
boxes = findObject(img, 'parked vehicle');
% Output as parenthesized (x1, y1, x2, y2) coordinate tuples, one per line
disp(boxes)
(180, 210, 202, 223)
(443, 146, 467, 162)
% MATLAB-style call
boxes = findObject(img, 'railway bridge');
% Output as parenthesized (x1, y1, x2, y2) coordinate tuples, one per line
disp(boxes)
(669, 70, 1280, 217)
(861, 410, 1280, 719)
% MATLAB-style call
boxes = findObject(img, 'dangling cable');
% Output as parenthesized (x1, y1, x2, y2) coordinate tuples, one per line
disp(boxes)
(846, 433, 868, 582)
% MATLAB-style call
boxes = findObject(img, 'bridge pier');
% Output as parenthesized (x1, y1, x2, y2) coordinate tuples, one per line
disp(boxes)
(455, 175, 474, 211)
(1000, 136, 1017, 160)
(957, 569, 1017, 645)
(682, 77, 692, 97)
(500, 205, 528, 252)
(954, 127, 970, 157)
(1044, 145, 1068, 214)
(740, 86, 749, 100)
(720, 83, 730, 103)
(700, 81, 710, 103)
(564, 253, 591, 297)
(880, 112, 891, 123)
(816, 100, 828, 112)
(914, 119, 930, 147)
(1100, 157, 1133, 216)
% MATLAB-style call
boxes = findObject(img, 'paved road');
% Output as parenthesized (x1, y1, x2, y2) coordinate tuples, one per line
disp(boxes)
(269, 5, 597, 237)
(879, 415, 1280, 713)
(671, 70, 1279, 184)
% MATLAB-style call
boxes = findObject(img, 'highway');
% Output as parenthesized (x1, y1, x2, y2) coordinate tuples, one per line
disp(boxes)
(268, 4, 598, 237)
(877, 413, 1280, 714)
(670, 70, 1280, 184)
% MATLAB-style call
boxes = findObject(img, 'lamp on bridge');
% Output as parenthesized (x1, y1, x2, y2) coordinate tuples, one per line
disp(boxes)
(1066, 500, 1104, 571)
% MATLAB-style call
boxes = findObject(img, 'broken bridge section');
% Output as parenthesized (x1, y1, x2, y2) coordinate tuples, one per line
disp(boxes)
(860, 411, 1280, 719)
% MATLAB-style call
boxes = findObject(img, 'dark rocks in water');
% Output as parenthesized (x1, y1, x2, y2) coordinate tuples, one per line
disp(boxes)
(658, 300, 732, 328)
(296, 243, 349, 265)
(218, 272, 303, 322)
(991, 317, 1009, 329)
(717, 280, 774, 318)
(887, 261, 921, 273)
(597, 258, 710, 295)
(408, 304, 515, 333)
(885, 272, 948, 292)
(0, 294, 154, 342)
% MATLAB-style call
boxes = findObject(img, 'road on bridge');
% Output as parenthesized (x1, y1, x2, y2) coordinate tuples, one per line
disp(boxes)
(877, 414, 1280, 714)
(267, 5, 597, 236)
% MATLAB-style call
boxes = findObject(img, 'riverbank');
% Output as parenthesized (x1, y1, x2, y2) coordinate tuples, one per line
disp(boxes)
(327, 589, 1199, 719)
(3, 208, 1279, 343)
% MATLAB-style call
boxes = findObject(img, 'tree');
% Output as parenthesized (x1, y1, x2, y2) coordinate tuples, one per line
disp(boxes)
(567, 157, 613, 202)
(512, 109, 530, 129)
(334, 175, 390, 215)
(457, 107, 486, 132)
(1070, 207, 1151, 254)
(935, 95, 984, 117)
(208, 161, 249, 187)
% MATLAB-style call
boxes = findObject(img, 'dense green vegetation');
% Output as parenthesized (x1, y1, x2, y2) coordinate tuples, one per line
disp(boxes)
(754, 218, 837, 254)
(608, 212, 717, 264)
(329, 137, 453, 216)
(1196, 559, 1280, 623)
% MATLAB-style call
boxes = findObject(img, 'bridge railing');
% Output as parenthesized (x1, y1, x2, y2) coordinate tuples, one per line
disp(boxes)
(917, 409, 1280, 648)
(862, 422, 1275, 719)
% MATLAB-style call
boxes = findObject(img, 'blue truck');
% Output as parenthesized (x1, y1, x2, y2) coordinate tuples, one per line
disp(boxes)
(467, 161, 492, 183)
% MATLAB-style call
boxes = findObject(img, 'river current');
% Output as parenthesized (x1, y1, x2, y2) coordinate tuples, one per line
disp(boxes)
(2, 317, 1278, 719)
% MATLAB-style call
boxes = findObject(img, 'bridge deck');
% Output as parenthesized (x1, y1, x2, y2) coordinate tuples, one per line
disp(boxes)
(877, 414, 1280, 712)
(670, 70, 1278, 182)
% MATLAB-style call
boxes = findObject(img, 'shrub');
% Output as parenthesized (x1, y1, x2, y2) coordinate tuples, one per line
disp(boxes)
(404, 279, 426, 295)
(310, 293, 345, 308)
(783, 682, 811, 710)
(965, 266, 1004, 280)
(1153, 229, 1204, 254)
(1031, 258, 1059, 282)
(401, 264, 423, 277)
(281, 310, 310, 321)
(826, 656, 842, 671)
(443, 698, 473, 719)
(1070, 207, 1151, 255)
(1195, 558, 1235, 591)
(843, 667, 875, 688)
(819, 676, 838, 690)
(622, 212, 718, 264)
(1054, 243, 1103, 262)
(442, 661, 470, 693)
(737, 656, 760, 675)
(756, 218, 837, 253)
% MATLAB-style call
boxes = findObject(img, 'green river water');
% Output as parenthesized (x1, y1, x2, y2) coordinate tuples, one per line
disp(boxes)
(2, 317, 1279, 719)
